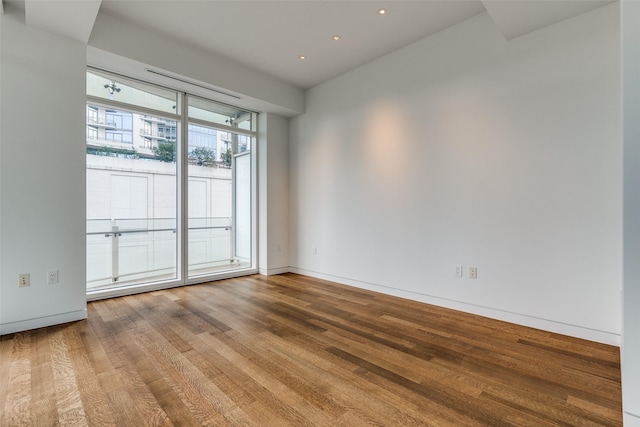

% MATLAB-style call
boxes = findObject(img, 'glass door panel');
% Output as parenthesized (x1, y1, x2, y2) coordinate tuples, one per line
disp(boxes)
(186, 97, 254, 278)
(234, 151, 252, 264)
(187, 122, 237, 276)
(86, 97, 179, 290)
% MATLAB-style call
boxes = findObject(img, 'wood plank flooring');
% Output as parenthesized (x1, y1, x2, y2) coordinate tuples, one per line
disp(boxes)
(0, 273, 622, 426)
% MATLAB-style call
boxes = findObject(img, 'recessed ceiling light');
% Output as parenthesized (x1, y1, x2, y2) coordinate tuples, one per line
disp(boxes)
(332, 34, 341, 41)
(299, 55, 307, 60)
(377, 8, 387, 15)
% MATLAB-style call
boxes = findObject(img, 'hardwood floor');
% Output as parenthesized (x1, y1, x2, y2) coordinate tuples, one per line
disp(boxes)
(0, 273, 622, 426)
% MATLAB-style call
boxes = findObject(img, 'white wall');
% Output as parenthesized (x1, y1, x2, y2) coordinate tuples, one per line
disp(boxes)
(622, 0, 640, 423)
(0, 5, 3, 335)
(0, 5, 87, 334)
(258, 113, 290, 275)
(290, 5, 622, 345)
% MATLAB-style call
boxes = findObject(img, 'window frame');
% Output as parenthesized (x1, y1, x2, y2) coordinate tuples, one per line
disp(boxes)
(86, 68, 259, 301)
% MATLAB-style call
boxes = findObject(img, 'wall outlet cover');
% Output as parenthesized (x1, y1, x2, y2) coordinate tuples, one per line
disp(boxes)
(19, 273, 30, 287)
(455, 265, 463, 277)
(47, 270, 59, 284)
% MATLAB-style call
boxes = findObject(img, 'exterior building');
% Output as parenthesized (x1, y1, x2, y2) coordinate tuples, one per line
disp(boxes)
(86, 104, 238, 164)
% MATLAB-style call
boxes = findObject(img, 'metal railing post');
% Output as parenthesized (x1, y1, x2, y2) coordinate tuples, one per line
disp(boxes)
(111, 220, 120, 282)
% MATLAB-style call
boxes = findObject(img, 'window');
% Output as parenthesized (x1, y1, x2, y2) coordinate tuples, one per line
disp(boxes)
(87, 106, 98, 124)
(86, 69, 257, 295)
(188, 124, 217, 150)
(105, 131, 123, 143)
(143, 120, 151, 136)
(185, 95, 256, 278)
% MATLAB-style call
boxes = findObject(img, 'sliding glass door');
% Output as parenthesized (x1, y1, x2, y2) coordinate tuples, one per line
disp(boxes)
(187, 97, 254, 277)
(86, 69, 256, 294)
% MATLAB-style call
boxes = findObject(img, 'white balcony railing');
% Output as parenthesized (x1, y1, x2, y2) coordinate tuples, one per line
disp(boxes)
(87, 217, 243, 290)
(87, 117, 118, 128)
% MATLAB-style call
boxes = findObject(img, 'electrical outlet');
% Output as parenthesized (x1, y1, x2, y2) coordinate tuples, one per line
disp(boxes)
(47, 270, 59, 284)
(313, 246, 318, 255)
(19, 273, 30, 287)
(455, 265, 463, 278)
(469, 267, 478, 279)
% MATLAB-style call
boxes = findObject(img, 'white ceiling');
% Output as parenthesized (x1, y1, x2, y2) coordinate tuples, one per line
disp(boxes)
(97, 0, 486, 89)
(482, 0, 614, 40)
(15, 0, 614, 90)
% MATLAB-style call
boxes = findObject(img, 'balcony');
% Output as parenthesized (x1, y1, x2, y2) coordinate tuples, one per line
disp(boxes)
(87, 117, 118, 129)
(87, 217, 248, 290)
(139, 129, 177, 141)
(141, 116, 175, 126)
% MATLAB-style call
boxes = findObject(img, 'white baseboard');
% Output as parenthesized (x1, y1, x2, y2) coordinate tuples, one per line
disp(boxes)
(290, 267, 620, 346)
(0, 309, 88, 336)
(259, 266, 291, 276)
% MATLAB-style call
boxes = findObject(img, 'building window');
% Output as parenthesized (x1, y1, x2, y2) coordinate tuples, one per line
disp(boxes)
(87, 106, 98, 124)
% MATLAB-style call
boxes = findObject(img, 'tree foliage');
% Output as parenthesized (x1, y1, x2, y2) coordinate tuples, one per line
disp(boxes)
(190, 147, 216, 166)
(221, 148, 233, 168)
(153, 141, 176, 163)
(87, 146, 138, 159)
